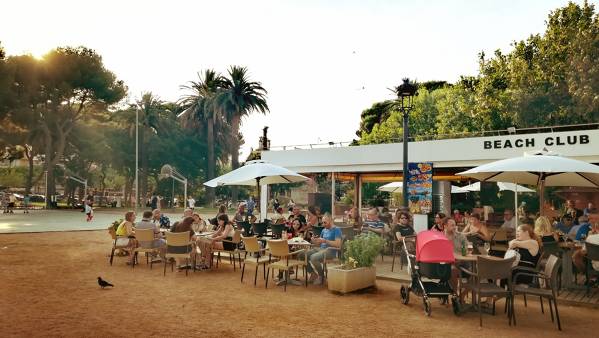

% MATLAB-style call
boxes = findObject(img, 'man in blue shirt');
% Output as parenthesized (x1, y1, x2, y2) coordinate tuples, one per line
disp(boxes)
(298, 213, 341, 285)
(575, 215, 592, 240)
(246, 196, 256, 215)
(556, 215, 575, 236)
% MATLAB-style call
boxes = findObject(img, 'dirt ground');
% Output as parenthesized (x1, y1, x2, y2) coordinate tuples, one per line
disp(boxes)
(0, 231, 596, 338)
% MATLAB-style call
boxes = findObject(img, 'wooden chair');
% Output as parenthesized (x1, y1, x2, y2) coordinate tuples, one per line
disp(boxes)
(131, 229, 159, 269)
(513, 255, 563, 330)
(265, 239, 307, 291)
(490, 229, 509, 254)
(163, 231, 193, 276)
(460, 255, 516, 327)
(585, 242, 599, 296)
(240, 236, 272, 286)
(109, 232, 132, 266)
(213, 230, 243, 271)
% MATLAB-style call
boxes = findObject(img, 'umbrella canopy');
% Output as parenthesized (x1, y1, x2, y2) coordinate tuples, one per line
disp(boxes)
(451, 185, 468, 193)
(457, 149, 599, 187)
(204, 160, 308, 187)
(458, 149, 599, 215)
(377, 181, 403, 193)
(456, 181, 535, 193)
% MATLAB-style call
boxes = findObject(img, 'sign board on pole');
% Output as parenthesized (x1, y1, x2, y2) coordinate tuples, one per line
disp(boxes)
(407, 162, 433, 214)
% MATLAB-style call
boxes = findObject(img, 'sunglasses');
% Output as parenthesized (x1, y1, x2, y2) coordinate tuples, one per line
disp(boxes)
(400, 216, 408, 220)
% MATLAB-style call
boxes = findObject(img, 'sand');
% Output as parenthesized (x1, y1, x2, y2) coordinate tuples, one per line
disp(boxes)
(0, 230, 596, 337)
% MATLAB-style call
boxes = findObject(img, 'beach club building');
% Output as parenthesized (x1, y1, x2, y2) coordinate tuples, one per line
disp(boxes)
(261, 124, 599, 222)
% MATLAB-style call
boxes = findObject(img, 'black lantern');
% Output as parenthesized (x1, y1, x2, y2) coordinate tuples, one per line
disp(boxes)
(393, 78, 417, 208)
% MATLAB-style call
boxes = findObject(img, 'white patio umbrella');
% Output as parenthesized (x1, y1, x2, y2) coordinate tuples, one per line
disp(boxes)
(204, 160, 308, 220)
(451, 185, 468, 193)
(454, 181, 535, 220)
(378, 181, 403, 193)
(458, 149, 599, 215)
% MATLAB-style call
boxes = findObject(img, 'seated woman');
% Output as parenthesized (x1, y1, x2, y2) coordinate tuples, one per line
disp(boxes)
(302, 205, 320, 234)
(453, 209, 464, 225)
(394, 211, 414, 241)
(273, 207, 286, 224)
(509, 224, 540, 285)
(115, 211, 136, 257)
(431, 212, 446, 232)
(192, 213, 208, 233)
(170, 216, 196, 269)
(196, 214, 235, 269)
(461, 213, 491, 251)
(534, 215, 559, 244)
(346, 206, 362, 231)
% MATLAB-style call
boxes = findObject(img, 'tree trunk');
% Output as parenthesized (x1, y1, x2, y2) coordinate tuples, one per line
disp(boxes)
(230, 115, 241, 204)
(24, 145, 34, 195)
(206, 116, 215, 205)
(139, 122, 148, 205)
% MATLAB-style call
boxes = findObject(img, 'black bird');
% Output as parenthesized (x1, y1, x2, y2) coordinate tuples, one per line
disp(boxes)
(97, 277, 114, 289)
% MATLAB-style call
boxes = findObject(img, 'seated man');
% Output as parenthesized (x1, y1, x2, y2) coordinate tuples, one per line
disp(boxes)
(152, 209, 171, 229)
(362, 208, 387, 235)
(233, 203, 256, 225)
(573, 222, 599, 273)
(499, 209, 517, 236)
(575, 215, 592, 240)
(136, 210, 166, 261)
(555, 215, 576, 239)
(298, 213, 341, 285)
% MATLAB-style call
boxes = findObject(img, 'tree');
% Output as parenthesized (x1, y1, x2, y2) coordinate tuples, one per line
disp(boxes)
(179, 70, 228, 205)
(218, 66, 269, 204)
(0, 47, 126, 206)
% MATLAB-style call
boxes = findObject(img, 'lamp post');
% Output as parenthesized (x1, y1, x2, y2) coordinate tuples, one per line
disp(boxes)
(135, 104, 139, 212)
(393, 78, 417, 207)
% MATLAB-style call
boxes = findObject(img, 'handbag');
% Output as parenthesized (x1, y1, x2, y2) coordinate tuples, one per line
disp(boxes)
(504, 249, 521, 267)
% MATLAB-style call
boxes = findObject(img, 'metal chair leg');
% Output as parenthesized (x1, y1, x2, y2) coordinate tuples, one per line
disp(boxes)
(254, 265, 259, 286)
(548, 298, 554, 323)
(241, 263, 246, 283)
(523, 294, 527, 307)
(265, 267, 270, 289)
(110, 248, 115, 265)
(540, 296, 544, 314)
(554, 298, 562, 331)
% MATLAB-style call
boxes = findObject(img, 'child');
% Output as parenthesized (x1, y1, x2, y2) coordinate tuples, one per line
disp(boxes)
(85, 201, 93, 222)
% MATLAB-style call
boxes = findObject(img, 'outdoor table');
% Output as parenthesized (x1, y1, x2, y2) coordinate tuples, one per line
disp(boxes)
(559, 241, 584, 289)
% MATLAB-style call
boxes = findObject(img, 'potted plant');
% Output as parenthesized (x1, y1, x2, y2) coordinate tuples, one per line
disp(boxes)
(108, 219, 123, 240)
(327, 233, 384, 294)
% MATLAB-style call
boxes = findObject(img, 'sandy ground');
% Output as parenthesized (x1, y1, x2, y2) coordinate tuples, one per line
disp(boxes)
(0, 231, 596, 338)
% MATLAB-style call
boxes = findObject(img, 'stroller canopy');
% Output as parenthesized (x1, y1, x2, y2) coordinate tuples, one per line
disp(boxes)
(416, 230, 455, 263)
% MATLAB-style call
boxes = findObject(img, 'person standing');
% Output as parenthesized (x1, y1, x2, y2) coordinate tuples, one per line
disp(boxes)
(23, 194, 30, 214)
(187, 196, 196, 210)
(246, 196, 256, 215)
(84, 200, 94, 222)
(150, 193, 158, 211)
(7, 193, 16, 213)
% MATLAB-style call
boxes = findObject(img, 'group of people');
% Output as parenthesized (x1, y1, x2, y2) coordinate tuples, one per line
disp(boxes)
(1, 193, 28, 214)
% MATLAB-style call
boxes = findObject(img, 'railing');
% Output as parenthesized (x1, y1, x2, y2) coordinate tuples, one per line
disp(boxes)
(268, 123, 599, 151)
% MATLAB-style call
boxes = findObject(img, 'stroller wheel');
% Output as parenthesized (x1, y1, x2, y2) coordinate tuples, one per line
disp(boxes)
(451, 296, 460, 316)
(423, 298, 432, 316)
(400, 285, 409, 304)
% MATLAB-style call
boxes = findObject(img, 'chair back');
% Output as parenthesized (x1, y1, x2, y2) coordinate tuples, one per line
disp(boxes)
(338, 226, 354, 241)
(238, 221, 253, 236)
(543, 254, 561, 289)
(242, 236, 261, 253)
(165, 231, 191, 246)
(586, 242, 599, 261)
(312, 226, 324, 237)
(135, 228, 155, 242)
(492, 229, 508, 242)
(267, 239, 290, 257)
(231, 229, 242, 243)
(541, 240, 560, 257)
(270, 223, 286, 239)
(253, 222, 268, 237)
(477, 256, 515, 280)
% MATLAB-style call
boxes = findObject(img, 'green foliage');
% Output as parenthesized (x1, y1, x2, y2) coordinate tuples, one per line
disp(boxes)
(110, 218, 123, 231)
(343, 233, 385, 268)
(357, 1, 599, 145)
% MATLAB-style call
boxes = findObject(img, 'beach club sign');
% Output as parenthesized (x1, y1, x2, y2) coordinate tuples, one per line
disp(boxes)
(483, 133, 590, 150)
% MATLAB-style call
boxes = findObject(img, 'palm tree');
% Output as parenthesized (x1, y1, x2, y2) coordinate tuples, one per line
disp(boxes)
(218, 66, 269, 203)
(179, 70, 227, 205)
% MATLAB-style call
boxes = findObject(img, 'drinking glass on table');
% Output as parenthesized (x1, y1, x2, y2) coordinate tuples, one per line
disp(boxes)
(467, 242, 473, 255)
(483, 242, 491, 255)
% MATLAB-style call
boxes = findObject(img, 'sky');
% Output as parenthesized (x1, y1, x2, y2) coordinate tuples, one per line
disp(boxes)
(2, 0, 593, 159)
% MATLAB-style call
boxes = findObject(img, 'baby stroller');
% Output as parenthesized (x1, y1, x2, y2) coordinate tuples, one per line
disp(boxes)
(399, 231, 460, 316)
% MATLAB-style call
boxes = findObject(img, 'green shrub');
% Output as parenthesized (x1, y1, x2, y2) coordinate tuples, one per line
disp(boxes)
(111, 219, 123, 231)
(342, 233, 384, 269)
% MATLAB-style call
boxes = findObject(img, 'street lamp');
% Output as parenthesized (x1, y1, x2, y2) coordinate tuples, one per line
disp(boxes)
(393, 78, 418, 207)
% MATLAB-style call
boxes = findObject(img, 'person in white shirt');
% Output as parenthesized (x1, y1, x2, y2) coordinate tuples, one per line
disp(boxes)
(187, 197, 195, 210)
(500, 209, 517, 235)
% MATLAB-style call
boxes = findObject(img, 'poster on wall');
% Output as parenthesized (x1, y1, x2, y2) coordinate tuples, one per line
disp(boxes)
(407, 162, 433, 214)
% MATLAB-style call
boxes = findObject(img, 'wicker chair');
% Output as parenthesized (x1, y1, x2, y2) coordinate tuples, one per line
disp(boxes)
(131, 229, 160, 269)
(265, 239, 307, 291)
(513, 255, 563, 330)
(240, 236, 272, 286)
(460, 255, 516, 327)
(164, 231, 193, 276)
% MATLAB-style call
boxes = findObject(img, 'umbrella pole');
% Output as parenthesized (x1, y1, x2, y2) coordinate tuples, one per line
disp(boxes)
(256, 178, 261, 221)
(539, 179, 545, 217)
(514, 185, 518, 222)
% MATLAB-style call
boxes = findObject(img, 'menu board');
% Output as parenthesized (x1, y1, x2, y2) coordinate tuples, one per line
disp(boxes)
(407, 162, 433, 214)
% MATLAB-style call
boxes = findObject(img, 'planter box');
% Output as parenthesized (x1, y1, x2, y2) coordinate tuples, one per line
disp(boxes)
(326, 265, 376, 294)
